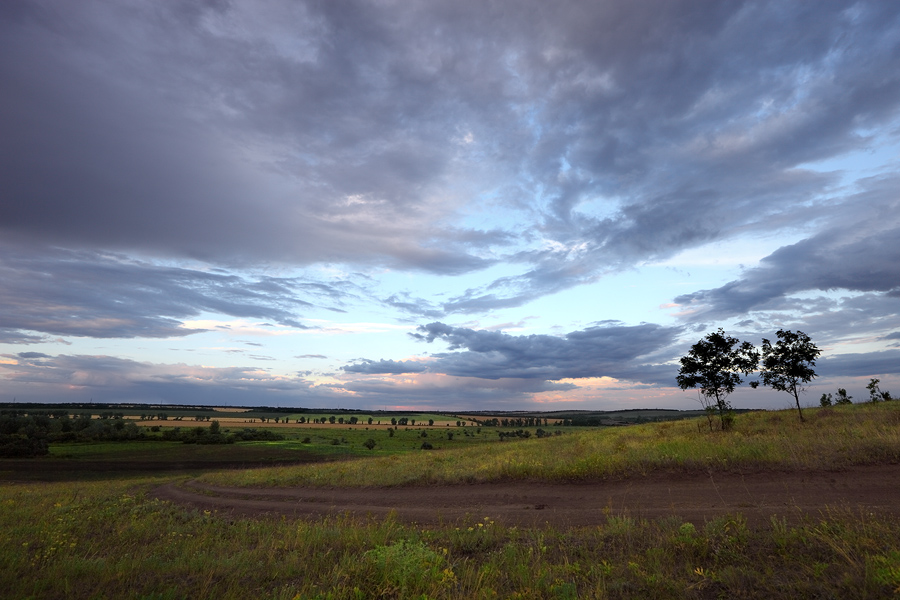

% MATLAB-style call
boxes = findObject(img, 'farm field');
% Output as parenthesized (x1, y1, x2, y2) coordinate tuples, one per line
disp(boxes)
(1, 402, 899, 598)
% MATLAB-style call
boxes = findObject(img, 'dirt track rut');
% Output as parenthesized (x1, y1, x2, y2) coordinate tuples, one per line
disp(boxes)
(155, 463, 900, 527)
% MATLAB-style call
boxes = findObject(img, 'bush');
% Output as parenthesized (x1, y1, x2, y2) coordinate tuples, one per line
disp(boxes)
(0, 433, 48, 458)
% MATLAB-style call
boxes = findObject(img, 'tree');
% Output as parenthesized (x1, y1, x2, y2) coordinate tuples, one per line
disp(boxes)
(819, 392, 833, 407)
(676, 329, 759, 431)
(756, 329, 821, 422)
(835, 388, 853, 405)
(866, 378, 892, 402)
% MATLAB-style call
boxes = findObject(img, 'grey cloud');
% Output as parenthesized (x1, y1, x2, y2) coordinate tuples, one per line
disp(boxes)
(438, 1, 900, 308)
(326, 376, 579, 411)
(0, 0, 505, 275)
(673, 191, 900, 320)
(0, 352, 344, 405)
(0, 330, 44, 344)
(342, 359, 429, 375)
(16, 352, 49, 359)
(383, 293, 444, 319)
(0, 244, 346, 339)
(397, 321, 681, 383)
(341, 321, 682, 386)
(817, 350, 900, 378)
(2, 1, 898, 297)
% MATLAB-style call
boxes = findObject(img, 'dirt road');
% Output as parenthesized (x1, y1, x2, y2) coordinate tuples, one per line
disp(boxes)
(155, 463, 900, 527)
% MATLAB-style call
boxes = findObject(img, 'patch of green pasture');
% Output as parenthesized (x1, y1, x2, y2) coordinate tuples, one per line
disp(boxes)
(21, 440, 321, 475)
(48, 440, 167, 459)
(202, 402, 900, 488)
(248, 423, 510, 457)
(1, 475, 899, 599)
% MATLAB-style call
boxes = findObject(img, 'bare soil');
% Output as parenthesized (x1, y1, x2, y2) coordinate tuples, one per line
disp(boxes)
(155, 463, 900, 527)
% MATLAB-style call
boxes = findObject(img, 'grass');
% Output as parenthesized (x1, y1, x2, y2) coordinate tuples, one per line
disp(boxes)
(201, 402, 900, 488)
(1, 477, 898, 599)
(2, 402, 900, 599)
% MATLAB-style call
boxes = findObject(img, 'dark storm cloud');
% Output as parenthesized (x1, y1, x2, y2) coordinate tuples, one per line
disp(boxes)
(3, 0, 898, 299)
(0, 244, 349, 339)
(344, 321, 681, 384)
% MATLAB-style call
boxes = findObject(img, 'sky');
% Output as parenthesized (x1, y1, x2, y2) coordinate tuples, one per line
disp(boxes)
(2, 0, 899, 412)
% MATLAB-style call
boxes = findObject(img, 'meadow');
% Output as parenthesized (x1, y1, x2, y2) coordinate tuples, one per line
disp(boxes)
(1, 402, 899, 599)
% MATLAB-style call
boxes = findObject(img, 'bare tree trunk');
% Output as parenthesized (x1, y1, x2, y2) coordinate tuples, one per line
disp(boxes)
(793, 384, 804, 422)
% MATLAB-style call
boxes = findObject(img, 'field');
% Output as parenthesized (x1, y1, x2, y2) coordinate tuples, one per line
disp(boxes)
(1, 403, 899, 598)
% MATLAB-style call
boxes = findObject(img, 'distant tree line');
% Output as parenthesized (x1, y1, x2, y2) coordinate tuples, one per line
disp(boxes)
(0, 410, 145, 457)
(473, 416, 548, 428)
(0, 412, 285, 457)
(160, 421, 284, 444)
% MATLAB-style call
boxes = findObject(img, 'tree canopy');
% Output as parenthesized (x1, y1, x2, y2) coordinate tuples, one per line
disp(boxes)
(755, 329, 821, 422)
(676, 329, 759, 430)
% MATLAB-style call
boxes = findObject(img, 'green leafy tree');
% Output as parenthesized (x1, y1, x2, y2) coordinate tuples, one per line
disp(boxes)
(819, 392, 833, 407)
(676, 329, 759, 431)
(755, 329, 821, 422)
(866, 378, 892, 402)
(835, 388, 853, 405)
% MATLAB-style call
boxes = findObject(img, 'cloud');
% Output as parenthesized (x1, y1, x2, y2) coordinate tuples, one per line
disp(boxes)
(0, 352, 345, 406)
(343, 359, 430, 375)
(343, 321, 681, 384)
(326, 372, 581, 411)
(2, 1, 898, 303)
(818, 350, 900, 377)
(0, 244, 348, 339)
(2, 1, 900, 409)
(672, 184, 900, 322)
(0, 330, 44, 345)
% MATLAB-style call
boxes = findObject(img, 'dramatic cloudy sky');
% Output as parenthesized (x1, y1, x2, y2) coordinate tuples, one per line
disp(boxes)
(2, 0, 899, 410)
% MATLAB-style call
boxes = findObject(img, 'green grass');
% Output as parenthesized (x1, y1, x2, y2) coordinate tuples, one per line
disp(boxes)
(266, 422, 506, 455)
(201, 402, 900, 488)
(3, 402, 900, 599)
(1, 477, 898, 599)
